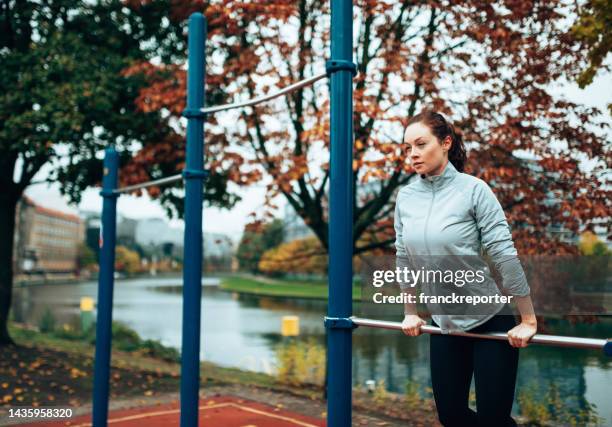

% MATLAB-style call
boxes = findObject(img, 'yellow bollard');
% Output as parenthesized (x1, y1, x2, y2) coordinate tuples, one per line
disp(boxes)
(80, 297, 94, 312)
(80, 297, 94, 332)
(281, 315, 299, 337)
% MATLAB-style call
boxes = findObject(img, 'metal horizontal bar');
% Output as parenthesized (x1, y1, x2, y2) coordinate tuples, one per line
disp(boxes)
(350, 316, 611, 353)
(114, 174, 183, 194)
(201, 71, 328, 114)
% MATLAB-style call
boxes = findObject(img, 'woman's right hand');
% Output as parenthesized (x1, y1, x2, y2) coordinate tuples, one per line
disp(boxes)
(401, 314, 426, 337)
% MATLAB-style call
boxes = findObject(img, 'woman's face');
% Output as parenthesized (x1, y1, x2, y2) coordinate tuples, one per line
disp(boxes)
(403, 121, 451, 176)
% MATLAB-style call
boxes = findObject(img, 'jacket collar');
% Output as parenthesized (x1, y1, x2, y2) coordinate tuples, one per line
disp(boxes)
(419, 160, 458, 191)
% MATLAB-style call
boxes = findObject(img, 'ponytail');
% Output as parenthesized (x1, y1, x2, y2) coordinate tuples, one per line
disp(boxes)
(446, 120, 467, 172)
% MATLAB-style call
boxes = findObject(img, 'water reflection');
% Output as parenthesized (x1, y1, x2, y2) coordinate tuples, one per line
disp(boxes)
(12, 277, 612, 424)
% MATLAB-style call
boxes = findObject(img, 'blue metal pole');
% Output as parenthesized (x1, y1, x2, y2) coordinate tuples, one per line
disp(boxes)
(92, 147, 119, 427)
(180, 12, 207, 427)
(326, 0, 354, 426)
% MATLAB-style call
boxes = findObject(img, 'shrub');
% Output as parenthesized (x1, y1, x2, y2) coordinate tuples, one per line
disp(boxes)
(38, 308, 56, 333)
(274, 337, 325, 386)
(111, 322, 142, 352)
(372, 379, 388, 406)
(517, 382, 603, 426)
(32, 314, 179, 364)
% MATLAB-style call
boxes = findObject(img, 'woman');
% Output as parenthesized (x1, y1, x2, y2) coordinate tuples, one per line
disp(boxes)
(394, 110, 537, 427)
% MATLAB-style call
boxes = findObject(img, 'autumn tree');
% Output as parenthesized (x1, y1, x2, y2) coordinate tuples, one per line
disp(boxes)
(257, 230, 389, 276)
(0, 0, 236, 346)
(259, 237, 328, 276)
(236, 219, 285, 273)
(126, 0, 609, 261)
(115, 245, 142, 274)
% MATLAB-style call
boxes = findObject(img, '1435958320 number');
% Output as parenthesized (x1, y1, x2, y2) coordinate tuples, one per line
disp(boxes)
(8, 407, 73, 419)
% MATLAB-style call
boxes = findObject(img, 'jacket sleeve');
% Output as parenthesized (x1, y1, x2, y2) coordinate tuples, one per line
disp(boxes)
(394, 195, 413, 291)
(472, 180, 530, 297)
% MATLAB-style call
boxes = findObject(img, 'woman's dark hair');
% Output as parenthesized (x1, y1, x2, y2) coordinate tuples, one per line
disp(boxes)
(405, 110, 467, 172)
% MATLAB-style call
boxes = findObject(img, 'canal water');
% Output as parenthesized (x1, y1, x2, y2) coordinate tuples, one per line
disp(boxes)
(12, 277, 612, 424)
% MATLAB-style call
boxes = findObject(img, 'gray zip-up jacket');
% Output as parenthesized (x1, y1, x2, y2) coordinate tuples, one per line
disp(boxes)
(394, 160, 530, 332)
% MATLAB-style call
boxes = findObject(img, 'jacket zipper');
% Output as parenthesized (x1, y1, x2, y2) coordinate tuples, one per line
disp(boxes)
(424, 185, 436, 256)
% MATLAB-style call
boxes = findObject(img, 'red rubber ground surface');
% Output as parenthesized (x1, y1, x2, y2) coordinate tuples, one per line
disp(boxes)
(15, 396, 326, 427)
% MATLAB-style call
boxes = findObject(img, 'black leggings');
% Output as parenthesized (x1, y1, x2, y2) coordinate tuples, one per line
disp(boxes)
(430, 307, 519, 427)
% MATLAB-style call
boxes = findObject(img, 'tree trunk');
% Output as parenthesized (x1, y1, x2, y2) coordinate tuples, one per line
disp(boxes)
(0, 192, 18, 347)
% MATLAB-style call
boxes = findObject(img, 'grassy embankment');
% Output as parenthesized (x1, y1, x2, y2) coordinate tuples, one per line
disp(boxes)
(218, 275, 363, 300)
(1, 322, 279, 406)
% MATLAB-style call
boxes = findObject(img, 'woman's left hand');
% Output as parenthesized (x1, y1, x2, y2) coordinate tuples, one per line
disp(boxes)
(507, 322, 537, 348)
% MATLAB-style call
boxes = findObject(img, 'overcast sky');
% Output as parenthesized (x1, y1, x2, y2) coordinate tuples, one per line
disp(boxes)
(24, 70, 611, 244)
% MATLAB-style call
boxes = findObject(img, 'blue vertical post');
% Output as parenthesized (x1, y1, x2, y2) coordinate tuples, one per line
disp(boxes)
(180, 12, 207, 427)
(326, 0, 355, 426)
(93, 147, 119, 427)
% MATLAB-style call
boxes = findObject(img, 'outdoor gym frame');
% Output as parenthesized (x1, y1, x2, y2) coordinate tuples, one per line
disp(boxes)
(92, 3, 611, 427)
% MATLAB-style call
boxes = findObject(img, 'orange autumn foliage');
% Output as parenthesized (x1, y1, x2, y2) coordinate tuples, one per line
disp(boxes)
(122, 0, 610, 256)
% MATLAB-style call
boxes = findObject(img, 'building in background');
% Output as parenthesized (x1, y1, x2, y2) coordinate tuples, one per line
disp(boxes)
(135, 218, 183, 248)
(81, 210, 102, 260)
(117, 216, 138, 248)
(132, 217, 233, 272)
(13, 197, 84, 275)
(12, 195, 255, 278)
(203, 232, 234, 272)
(134, 218, 184, 261)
